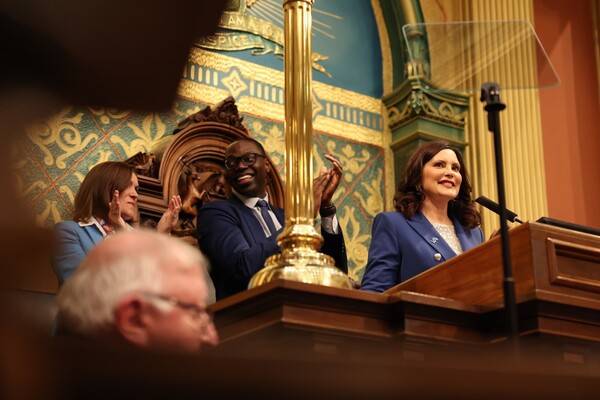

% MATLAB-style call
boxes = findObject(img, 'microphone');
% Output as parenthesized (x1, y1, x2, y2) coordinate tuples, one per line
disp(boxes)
(475, 196, 524, 224)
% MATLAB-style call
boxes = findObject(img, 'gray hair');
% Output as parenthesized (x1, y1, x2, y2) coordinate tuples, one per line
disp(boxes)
(56, 230, 205, 338)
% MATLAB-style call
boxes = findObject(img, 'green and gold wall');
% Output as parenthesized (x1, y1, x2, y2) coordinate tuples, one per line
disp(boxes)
(15, 0, 388, 282)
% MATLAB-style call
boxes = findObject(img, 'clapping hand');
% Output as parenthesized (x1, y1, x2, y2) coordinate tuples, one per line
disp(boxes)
(313, 154, 343, 218)
(157, 195, 182, 234)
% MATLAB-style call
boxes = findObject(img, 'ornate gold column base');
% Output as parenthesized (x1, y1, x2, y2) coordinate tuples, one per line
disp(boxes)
(249, 224, 353, 289)
(249, 251, 353, 289)
(277, 223, 323, 250)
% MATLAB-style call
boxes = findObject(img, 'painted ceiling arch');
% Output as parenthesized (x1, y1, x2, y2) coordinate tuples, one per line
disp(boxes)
(195, 0, 384, 98)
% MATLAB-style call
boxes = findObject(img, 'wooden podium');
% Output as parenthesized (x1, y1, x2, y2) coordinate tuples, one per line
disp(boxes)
(389, 221, 600, 309)
(389, 221, 600, 345)
(210, 222, 600, 369)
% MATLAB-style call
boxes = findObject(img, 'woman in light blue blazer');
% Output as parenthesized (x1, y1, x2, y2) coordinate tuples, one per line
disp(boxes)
(52, 161, 181, 285)
(361, 141, 484, 293)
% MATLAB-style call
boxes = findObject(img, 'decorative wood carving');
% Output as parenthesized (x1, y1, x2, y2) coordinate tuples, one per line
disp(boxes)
(173, 96, 247, 134)
(125, 97, 285, 245)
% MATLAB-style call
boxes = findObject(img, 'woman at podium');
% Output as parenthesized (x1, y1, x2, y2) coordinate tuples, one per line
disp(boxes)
(361, 141, 483, 292)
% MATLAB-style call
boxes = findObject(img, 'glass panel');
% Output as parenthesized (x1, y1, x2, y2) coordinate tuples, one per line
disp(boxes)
(402, 20, 560, 93)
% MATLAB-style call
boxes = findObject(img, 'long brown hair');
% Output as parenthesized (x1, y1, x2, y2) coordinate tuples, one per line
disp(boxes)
(72, 161, 135, 223)
(393, 141, 481, 229)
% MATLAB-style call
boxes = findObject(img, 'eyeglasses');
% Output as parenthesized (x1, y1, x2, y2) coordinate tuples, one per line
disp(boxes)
(224, 152, 266, 170)
(139, 292, 213, 332)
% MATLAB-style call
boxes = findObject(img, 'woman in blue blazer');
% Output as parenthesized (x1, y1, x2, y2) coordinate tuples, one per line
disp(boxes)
(361, 141, 484, 293)
(52, 161, 181, 285)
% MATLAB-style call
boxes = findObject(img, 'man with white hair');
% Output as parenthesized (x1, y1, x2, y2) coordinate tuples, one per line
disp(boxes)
(56, 230, 218, 352)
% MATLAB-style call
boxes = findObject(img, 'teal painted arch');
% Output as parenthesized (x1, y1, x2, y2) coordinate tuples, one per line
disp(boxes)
(198, 0, 384, 98)
(378, 0, 428, 90)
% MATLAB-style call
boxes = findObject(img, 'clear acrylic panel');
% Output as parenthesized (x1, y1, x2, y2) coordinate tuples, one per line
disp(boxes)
(402, 20, 560, 93)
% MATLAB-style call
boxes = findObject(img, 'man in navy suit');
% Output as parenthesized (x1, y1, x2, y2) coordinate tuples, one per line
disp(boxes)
(196, 138, 347, 300)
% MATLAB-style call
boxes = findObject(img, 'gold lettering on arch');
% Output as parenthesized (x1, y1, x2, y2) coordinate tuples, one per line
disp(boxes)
(194, 8, 330, 77)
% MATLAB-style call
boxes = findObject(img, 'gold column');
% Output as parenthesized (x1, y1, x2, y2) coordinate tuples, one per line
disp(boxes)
(248, 0, 352, 290)
(460, 0, 548, 238)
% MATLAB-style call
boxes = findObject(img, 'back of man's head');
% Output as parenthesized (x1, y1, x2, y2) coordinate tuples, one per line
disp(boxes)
(56, 230, 218, 352)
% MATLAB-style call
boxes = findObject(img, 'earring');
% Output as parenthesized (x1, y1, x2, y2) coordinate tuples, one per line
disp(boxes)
(416, 185, 422, 195)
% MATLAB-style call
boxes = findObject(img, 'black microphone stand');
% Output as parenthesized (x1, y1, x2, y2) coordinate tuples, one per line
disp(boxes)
(480, 83, 519, 357)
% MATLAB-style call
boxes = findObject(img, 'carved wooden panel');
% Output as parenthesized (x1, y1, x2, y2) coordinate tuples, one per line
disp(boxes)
(546, 238, 600, 293)
(125, 97, 284, 245)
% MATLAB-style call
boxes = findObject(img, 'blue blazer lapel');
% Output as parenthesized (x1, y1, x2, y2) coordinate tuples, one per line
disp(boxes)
(406, 211, 457, 262)
(452, 216, 470, 251)
(82, 224, 104, 246)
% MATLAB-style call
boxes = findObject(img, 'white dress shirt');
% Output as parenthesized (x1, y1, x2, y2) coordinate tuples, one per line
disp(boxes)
(232, 190, 339, 237)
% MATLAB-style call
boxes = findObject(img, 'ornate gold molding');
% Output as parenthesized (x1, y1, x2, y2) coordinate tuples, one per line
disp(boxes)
(388, 90, 467, 130)
(178, 80, 230, 105)
(180, 47, 384, 143)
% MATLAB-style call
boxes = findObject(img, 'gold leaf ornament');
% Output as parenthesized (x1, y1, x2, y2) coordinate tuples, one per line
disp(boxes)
(27, 107, 95, 169)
